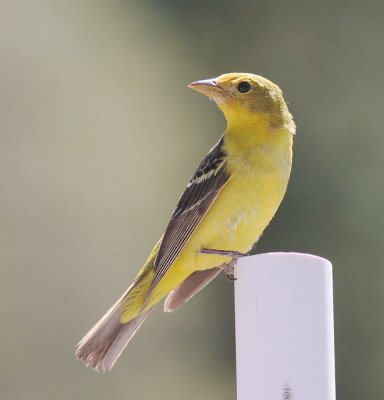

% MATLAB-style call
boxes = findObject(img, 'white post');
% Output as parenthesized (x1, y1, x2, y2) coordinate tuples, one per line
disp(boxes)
(235, 253, 335, 400)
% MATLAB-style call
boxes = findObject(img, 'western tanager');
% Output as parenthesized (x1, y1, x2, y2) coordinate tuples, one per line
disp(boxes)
(76, 73, 295, 372)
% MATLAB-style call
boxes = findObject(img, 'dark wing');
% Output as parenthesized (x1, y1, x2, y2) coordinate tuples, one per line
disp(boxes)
(147, 136, 229, 297)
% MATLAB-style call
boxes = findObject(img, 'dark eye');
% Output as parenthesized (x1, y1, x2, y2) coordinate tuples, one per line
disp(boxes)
(237, 81, 252, 93)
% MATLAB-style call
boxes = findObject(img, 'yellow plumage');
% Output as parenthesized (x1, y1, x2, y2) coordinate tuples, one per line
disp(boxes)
(76, 72, 295, 371)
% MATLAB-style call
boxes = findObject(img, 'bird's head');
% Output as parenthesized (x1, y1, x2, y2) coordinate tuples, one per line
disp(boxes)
(189, 72, 295, 134)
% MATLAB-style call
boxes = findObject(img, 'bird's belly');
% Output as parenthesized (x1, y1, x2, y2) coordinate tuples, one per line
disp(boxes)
(174, 172, 288, 272)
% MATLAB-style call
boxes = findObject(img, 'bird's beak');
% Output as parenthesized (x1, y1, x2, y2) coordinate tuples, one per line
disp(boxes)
(188, 78, 225, 99)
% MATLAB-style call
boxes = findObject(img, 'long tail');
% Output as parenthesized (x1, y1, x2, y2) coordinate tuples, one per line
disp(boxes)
(76, 240, 162, 372)
(75, 283, 153, 372)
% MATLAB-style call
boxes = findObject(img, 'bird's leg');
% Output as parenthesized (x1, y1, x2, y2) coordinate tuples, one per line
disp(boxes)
(200, 248, 248, 281)
(200, 248, 247, 258)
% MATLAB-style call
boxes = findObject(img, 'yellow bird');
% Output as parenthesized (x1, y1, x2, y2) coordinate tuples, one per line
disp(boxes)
(75, 73, 295, 372)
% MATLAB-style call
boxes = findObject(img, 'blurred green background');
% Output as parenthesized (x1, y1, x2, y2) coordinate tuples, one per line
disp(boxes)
(1, 1, 383, 399)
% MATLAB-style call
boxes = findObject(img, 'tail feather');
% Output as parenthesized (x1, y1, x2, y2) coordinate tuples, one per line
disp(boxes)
(76, 245, 159, 372)
(75, 286, 153, 372)
(164, 267, 221, 312)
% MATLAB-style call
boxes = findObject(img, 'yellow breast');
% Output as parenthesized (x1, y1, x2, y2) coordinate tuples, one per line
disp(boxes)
(148, 123, 293, 306)
(177, 126, 292, 269)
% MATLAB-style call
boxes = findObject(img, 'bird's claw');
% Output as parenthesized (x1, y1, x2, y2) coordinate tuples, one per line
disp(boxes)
(224, 267, 236, 281)
(200, 248, 248, 281)
(223, 258, 237, 281)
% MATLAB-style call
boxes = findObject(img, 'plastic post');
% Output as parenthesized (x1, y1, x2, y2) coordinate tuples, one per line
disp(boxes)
(235, 252, 335, 400)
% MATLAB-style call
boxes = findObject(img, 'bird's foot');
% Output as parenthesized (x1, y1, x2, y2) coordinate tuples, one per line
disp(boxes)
(200, 248, 248, 281)
(223, 261, 236, 281)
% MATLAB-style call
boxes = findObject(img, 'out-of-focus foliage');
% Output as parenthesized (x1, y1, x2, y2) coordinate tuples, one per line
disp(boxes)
(1, 1, 383, 399)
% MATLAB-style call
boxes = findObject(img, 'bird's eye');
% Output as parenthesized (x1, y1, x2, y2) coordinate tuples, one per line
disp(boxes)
(237, 81, 252, 94)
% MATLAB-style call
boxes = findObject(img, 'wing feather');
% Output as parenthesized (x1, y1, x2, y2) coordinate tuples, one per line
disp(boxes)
(147, 136, 229, 297)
